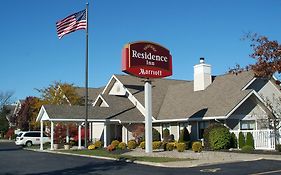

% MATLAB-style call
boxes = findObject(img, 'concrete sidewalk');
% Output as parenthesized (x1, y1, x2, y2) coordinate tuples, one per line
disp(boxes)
(122, 148, 281, 167)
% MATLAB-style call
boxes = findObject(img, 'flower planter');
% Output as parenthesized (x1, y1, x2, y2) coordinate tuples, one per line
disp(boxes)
(53, 143, 59, 150)
(64, 144, 70, 150)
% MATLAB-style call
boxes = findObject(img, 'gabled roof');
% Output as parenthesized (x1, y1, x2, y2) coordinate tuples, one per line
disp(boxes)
(158, 71, 255, 120)
(114, 74, 186, 118)
(38, 70, 266, 123)
(37, 94, 143, 123)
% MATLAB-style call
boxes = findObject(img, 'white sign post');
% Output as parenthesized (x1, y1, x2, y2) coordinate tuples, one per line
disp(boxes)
(145, 80, 152, 153)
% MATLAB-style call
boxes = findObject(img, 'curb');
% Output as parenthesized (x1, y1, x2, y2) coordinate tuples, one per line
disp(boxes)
(24, 148, 281, 168)
(25, 148, 171, 167)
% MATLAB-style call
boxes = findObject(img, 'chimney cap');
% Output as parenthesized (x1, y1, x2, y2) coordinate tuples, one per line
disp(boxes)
(200, 57, 205, 63)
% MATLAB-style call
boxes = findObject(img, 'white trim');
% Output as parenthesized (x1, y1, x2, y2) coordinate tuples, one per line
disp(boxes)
(153, 116, 227, 123)
(113, 75, 157, 121)
(49, 118, 121, 122)
(92, 95, 109, 107)
(102, 75, 116, 95)
(242, 77, 256, 90)
(226, 91, 255, 118)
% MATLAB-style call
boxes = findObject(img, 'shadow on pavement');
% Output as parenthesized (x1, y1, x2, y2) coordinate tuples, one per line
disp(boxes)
(26, 160, 132, 175)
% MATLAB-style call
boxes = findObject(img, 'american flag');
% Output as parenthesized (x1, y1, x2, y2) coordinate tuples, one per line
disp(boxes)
(56, 9, 87, 39)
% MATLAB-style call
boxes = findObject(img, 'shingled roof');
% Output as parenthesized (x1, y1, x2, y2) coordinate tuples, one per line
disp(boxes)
(75, 87, 104, 103)
(115, 71, 255, 120)
(40, 94, 143, 123)
(38, 70, 257, 123)
(158, 71, 255, 120)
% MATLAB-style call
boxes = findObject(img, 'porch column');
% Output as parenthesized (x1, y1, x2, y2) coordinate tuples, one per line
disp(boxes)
(50, 121, 54, 150)
(122, 126, 128, 144)
(78, 125, 82, 149)
(40, 120, 43, 150)
(103, 123, 108, 147)
(66, 124, 69, 143)
(89, 122, 92, 143)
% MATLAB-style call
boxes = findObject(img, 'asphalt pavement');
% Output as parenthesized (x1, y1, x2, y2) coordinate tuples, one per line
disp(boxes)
(1, 140, 281, 175)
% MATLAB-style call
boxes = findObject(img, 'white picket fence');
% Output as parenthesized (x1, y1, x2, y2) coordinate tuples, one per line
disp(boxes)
(230, 129, 280, 150)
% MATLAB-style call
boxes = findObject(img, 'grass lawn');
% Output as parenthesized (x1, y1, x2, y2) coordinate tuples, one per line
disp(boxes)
(60, 148, 192, 163)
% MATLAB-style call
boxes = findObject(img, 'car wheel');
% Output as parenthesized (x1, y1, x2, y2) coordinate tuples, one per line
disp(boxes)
(26, 141, 32, 147)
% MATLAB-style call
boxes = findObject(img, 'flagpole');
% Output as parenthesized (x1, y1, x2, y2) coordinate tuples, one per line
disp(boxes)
(84, 2, 89, 148)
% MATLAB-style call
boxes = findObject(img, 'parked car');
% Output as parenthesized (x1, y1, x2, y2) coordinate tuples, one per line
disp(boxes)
(15, 131, 51, 147)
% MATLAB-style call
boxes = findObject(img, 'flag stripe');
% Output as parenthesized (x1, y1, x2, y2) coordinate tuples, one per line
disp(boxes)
(56, 9, 87, 39)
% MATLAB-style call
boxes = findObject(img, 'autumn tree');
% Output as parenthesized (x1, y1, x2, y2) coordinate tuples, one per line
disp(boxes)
(244, 33, 281, 77)
(15, 97, 42, 131)
(239, 33, 281, 148)
(36, 81, 83, 105)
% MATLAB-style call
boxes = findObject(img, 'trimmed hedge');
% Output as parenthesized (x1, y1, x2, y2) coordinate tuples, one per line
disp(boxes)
(178, 127, 190, 143)
(245, 132, 254, 148)
(209, 126, 231, 150)
(177, 143, 186, 152)
(238, 132, 246, 149)
(140, 141, 145, 149)
(118, 142, 127, 150)
(152, 141, 162, 150)
(241, 145, 254, 153)
(127, 140, 137, 149)
(153, 128, 161, 141)
(192, 141, 203, 152)
(229, 133, 238, 148)
(111, 140, 120, 149)
(166, 143, 174, 151)
(203, 123, 226, 149)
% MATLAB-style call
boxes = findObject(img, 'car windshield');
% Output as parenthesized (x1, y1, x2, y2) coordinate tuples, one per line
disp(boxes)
(17, 133, 23, 137)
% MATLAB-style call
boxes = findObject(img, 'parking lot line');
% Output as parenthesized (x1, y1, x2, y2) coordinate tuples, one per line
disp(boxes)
(250, 169, 281, 175)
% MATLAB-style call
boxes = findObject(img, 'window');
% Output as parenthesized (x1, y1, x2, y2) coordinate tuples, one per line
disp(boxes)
(240, 120, 256, 130)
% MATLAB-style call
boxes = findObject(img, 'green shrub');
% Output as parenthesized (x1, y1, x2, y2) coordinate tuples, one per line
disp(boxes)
(152, 141, 162, 150)
(245, 132, 254, 148)
(229, 133, 238, 148)
(241, 145, 254, 153)
(111, 140, 120, 149)
(118, 142, 127, 150)
(140, 141, 145, 149)
(153, 128, 161, 141)
(178, 127, 190, 143)
(94, 140, 102, 148)
(87, 144, 96, 150)
(238, 132, 246, 149)
(192, 141, 203, 152)
(209, 127, 231, 150)
(127, 140, 137, 149)
(276, 144, 281, 152)
(203, 123, 225, 149)
(163, 128, 170, 142)
(177, 143, 186, 152)
(166, 143, 174, 151)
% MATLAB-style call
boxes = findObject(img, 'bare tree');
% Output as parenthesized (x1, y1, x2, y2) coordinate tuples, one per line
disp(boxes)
(260, 94, 281, 148)
(0, 91, 14, 109)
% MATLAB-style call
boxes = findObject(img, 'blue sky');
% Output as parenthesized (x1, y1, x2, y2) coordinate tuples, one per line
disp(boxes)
(1, 0, 281, 101)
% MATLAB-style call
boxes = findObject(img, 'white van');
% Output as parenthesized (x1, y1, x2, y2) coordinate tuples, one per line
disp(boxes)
(15, 131, 51, 147)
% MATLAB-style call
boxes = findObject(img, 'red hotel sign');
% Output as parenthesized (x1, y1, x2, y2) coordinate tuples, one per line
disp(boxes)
(122, 41, 172, 78)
